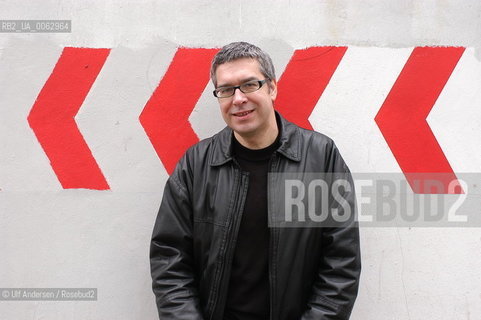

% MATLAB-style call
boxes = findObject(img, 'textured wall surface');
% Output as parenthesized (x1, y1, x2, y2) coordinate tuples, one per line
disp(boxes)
(1, 1, 481, 319)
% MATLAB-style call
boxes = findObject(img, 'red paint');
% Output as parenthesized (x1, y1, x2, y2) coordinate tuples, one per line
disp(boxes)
(275, 46, 347, 130)
(26, 45, 466, 194)
(28, 47, 111, 190)
(139, 48, 219, 174)
(375, 47, 465, 194)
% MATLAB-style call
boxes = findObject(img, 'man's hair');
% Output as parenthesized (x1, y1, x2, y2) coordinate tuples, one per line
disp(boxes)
(210, 41, 276, 87)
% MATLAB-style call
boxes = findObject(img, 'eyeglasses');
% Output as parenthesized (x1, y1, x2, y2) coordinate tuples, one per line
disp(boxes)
(213, 79, 269, 98)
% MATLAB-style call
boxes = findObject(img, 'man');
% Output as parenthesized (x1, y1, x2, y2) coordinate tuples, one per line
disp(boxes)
(150, 42, 361, 320)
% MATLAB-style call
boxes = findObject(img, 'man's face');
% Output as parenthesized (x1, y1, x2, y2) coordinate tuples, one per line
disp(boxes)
(215, 58, 277, 141)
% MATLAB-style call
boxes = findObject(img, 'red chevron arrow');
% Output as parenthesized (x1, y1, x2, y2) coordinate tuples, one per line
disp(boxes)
(375, 46, 465, 194)
(139, 48, 219, 174)
(28, 47, 111, 190)
(275, 46, 347, 130)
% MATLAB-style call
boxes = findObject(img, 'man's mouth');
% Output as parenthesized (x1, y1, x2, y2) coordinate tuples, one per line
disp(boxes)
(233, 110, 254, 117)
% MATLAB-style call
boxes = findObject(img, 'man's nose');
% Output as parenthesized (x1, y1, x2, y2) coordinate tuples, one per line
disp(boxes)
(232, 87, 247, 104)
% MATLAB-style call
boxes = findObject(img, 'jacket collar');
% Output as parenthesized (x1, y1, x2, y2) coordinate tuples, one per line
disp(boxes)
(210, 111, 301, 166)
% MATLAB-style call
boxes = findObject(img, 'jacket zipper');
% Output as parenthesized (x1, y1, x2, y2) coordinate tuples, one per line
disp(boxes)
(209, 167, 249, 320)
(268, 154, 280, 320)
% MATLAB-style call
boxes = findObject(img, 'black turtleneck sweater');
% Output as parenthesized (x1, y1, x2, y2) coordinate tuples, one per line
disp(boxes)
(223, 133, 280, 320)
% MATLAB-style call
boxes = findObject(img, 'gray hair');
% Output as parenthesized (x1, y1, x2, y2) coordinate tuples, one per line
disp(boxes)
(210, 42, 276, 87)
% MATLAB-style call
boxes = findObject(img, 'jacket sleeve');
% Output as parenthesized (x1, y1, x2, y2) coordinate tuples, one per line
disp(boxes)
(150, 156, 204, 320)
(301, 143, 361, 320)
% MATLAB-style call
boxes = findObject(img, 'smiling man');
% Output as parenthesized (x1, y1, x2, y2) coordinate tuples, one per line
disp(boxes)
(150, 42, 361, 320)
(214, 57, 278, 149)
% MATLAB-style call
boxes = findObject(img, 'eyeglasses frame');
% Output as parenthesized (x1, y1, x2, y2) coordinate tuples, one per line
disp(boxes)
(213, 79, 270, 98)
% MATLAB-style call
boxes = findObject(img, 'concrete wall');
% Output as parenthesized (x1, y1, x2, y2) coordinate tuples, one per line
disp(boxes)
(1, 1, 480, 319)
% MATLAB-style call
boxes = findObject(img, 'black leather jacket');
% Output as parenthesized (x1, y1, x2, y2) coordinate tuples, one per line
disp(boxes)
(150, 112, 361, 320)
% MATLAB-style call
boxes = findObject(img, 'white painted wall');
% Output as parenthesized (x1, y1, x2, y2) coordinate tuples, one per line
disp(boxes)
(1, 1, 480, 319)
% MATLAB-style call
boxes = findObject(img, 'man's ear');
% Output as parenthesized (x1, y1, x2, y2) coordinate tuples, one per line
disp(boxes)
(269, 79, 278, 101)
